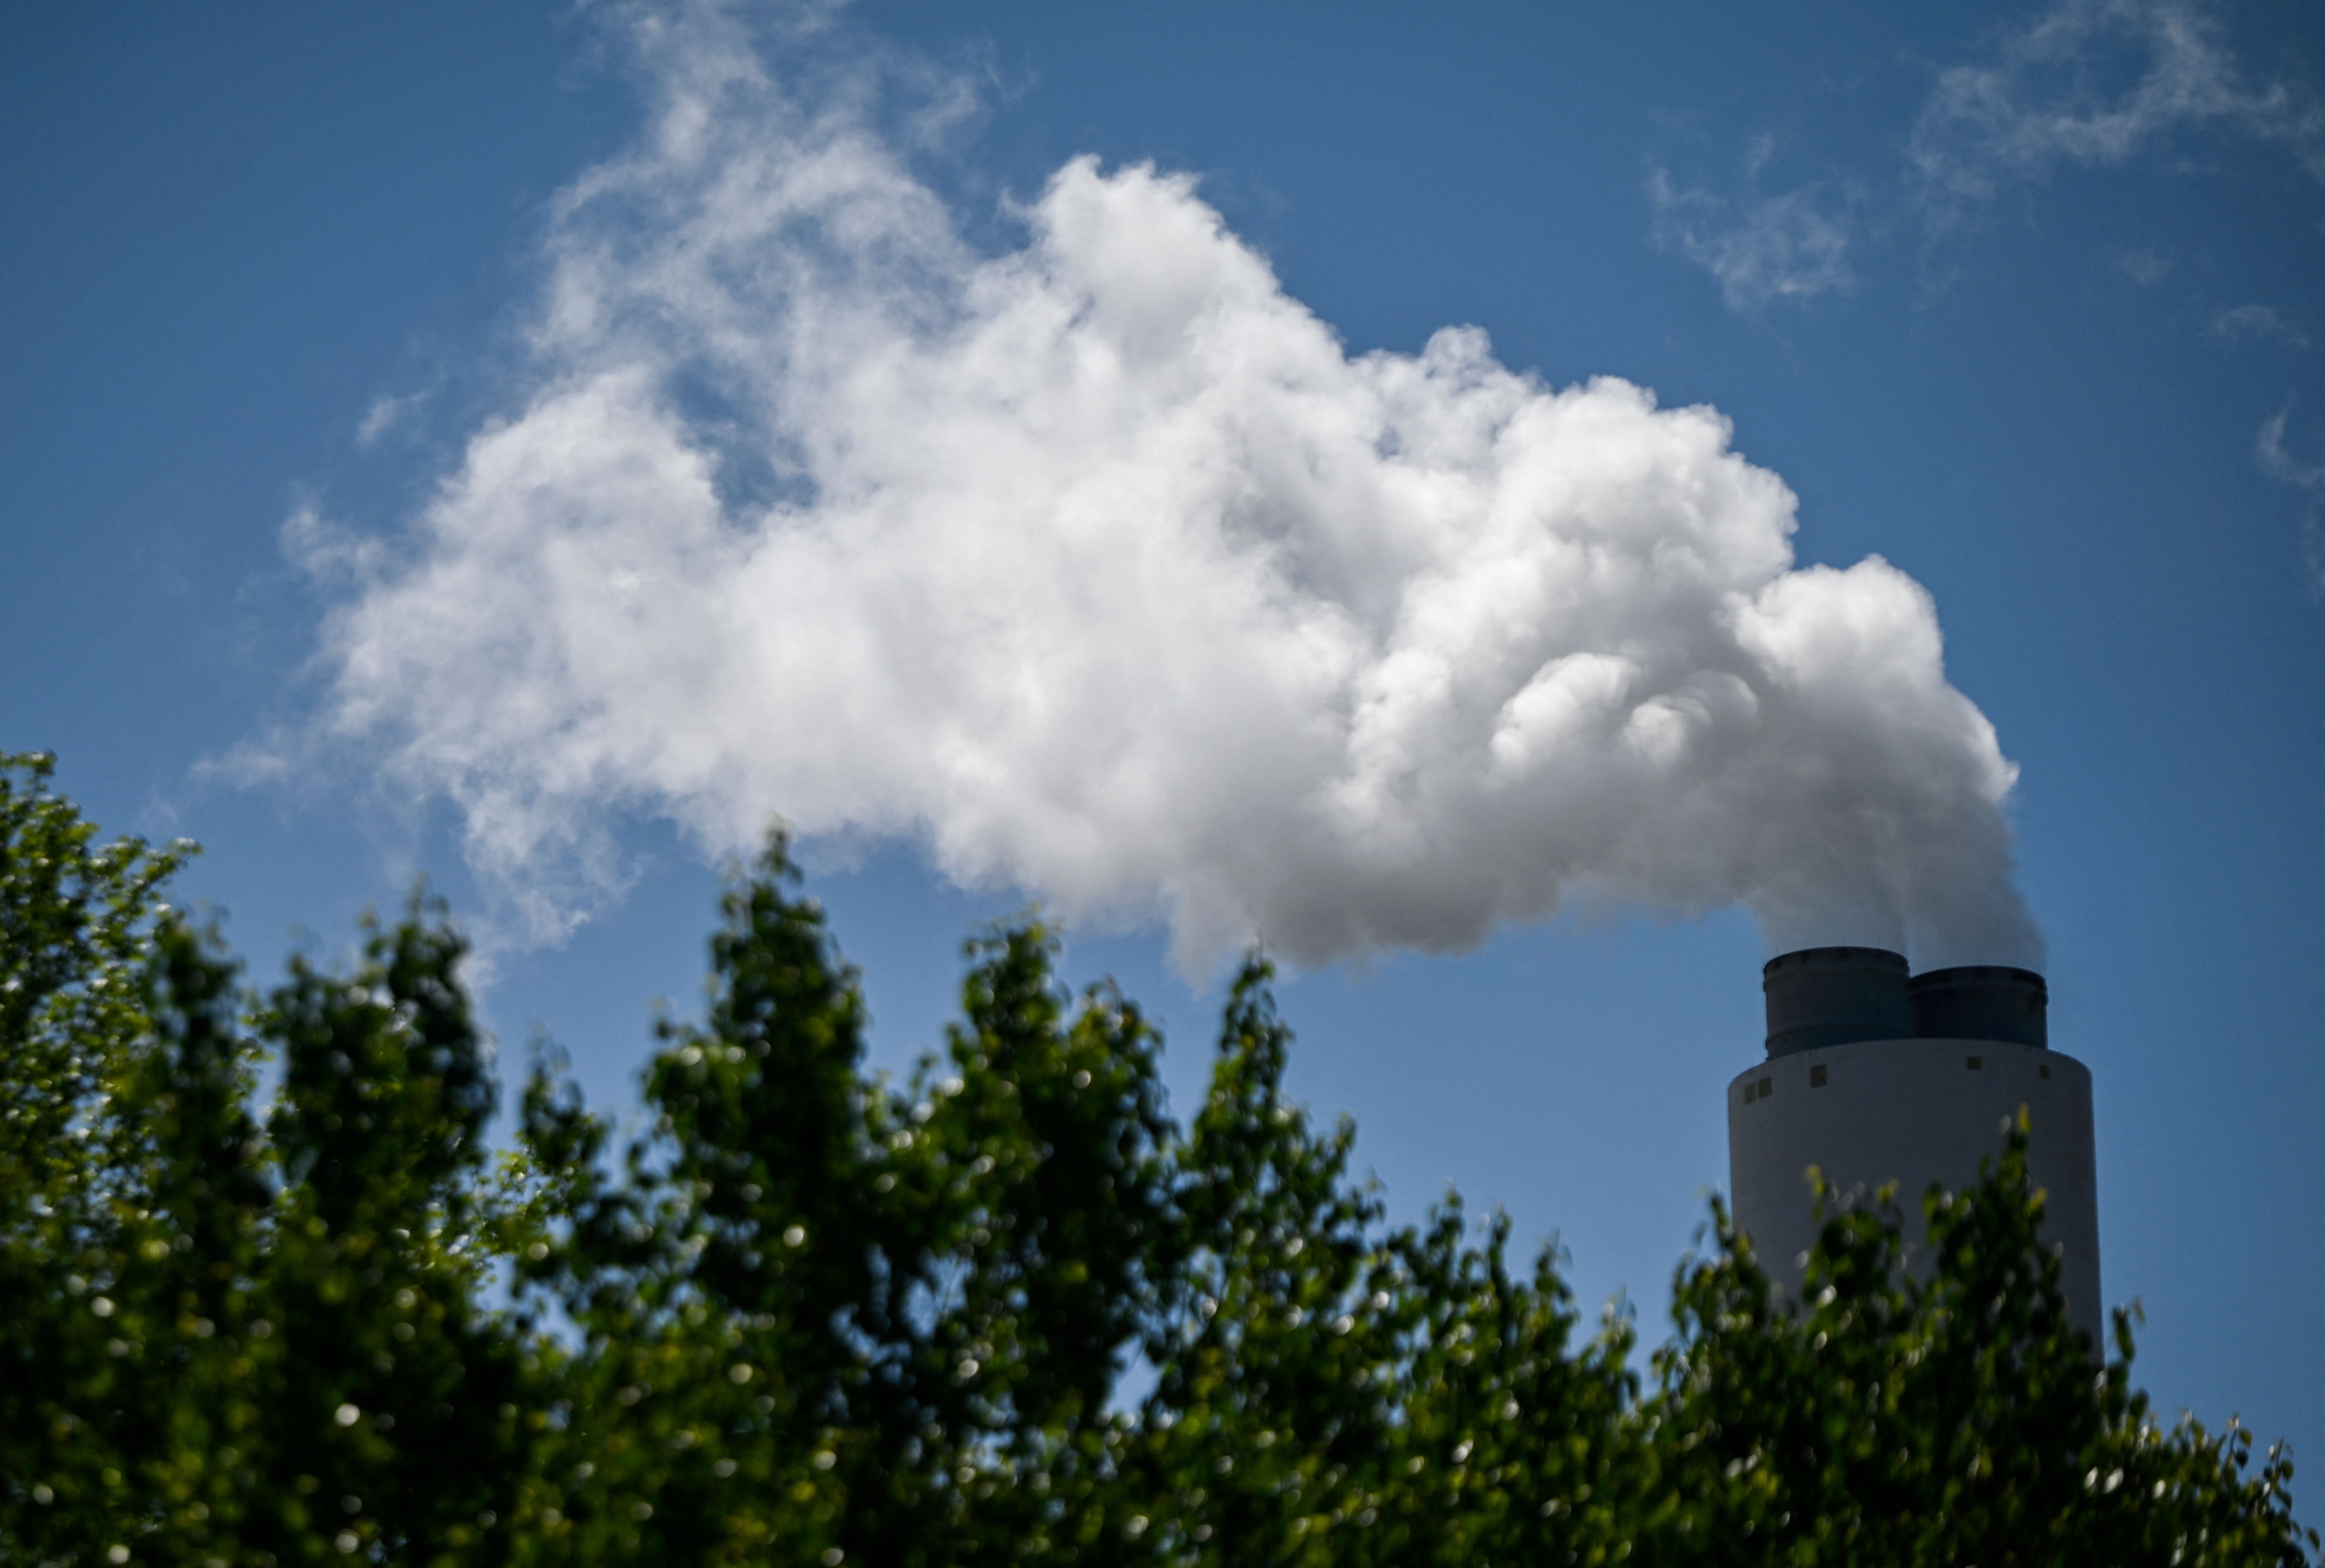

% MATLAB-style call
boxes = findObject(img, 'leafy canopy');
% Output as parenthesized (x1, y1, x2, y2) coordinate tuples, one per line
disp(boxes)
(0, 753, 2310, 1567)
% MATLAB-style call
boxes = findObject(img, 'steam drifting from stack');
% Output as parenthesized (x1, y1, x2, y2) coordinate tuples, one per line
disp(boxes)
(291, 3, 2041, 972)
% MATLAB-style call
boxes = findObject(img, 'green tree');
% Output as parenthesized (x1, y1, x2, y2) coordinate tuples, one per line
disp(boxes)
(0, 752, 2312, 1567)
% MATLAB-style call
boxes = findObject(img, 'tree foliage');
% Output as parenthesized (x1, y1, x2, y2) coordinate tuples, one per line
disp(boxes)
(0, 752, 2311, 1566)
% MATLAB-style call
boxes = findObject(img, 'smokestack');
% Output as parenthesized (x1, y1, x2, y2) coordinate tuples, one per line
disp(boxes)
(1763, 947, 1910, 1056)
(1727, 948, 2100, 1346)
(1909, 965, 2047, 1048)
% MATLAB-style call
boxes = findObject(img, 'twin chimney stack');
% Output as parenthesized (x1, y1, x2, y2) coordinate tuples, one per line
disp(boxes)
(1727, 947, 2100, 1343)
(1761, 948, 2049, 1055)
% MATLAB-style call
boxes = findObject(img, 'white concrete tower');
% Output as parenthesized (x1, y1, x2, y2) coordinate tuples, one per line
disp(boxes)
(1726, 948, 2102, 1345)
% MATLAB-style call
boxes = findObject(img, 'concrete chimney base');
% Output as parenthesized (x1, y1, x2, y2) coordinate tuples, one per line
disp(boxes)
(1726, 1036, 2101, 1347)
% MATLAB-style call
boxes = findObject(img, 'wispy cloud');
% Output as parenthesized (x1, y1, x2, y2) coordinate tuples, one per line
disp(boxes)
(356, 390, 429, 446)
(1657, 0, 2323, 312)
(2112, 248, 2175, 287)
(1649, 143, 1856, 312)
(1910, 0, 2325, 228)
(281, 500, 386, 587)
(2257, 409, 2325, 592)
(2213, 304, 2311, 349)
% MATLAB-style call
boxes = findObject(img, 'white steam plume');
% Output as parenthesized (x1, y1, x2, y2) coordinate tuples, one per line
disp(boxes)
(297, 3, 2040, 972)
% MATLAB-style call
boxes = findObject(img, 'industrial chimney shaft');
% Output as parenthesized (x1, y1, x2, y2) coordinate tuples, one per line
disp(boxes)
(1728, 946, 2101, 1346)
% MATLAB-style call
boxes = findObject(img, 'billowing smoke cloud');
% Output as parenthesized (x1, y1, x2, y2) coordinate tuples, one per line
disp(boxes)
(295, 3, 2040, 972)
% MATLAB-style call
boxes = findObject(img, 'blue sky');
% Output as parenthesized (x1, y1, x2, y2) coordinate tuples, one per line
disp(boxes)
(4, 0, 2322, 1467)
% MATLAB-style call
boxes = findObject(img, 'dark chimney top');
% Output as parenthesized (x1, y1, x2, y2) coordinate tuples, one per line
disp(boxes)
(1762, 947, 1910, 1057)
(1761, 947, 2050, 1056)
(1908, 966, 2047, 1049)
